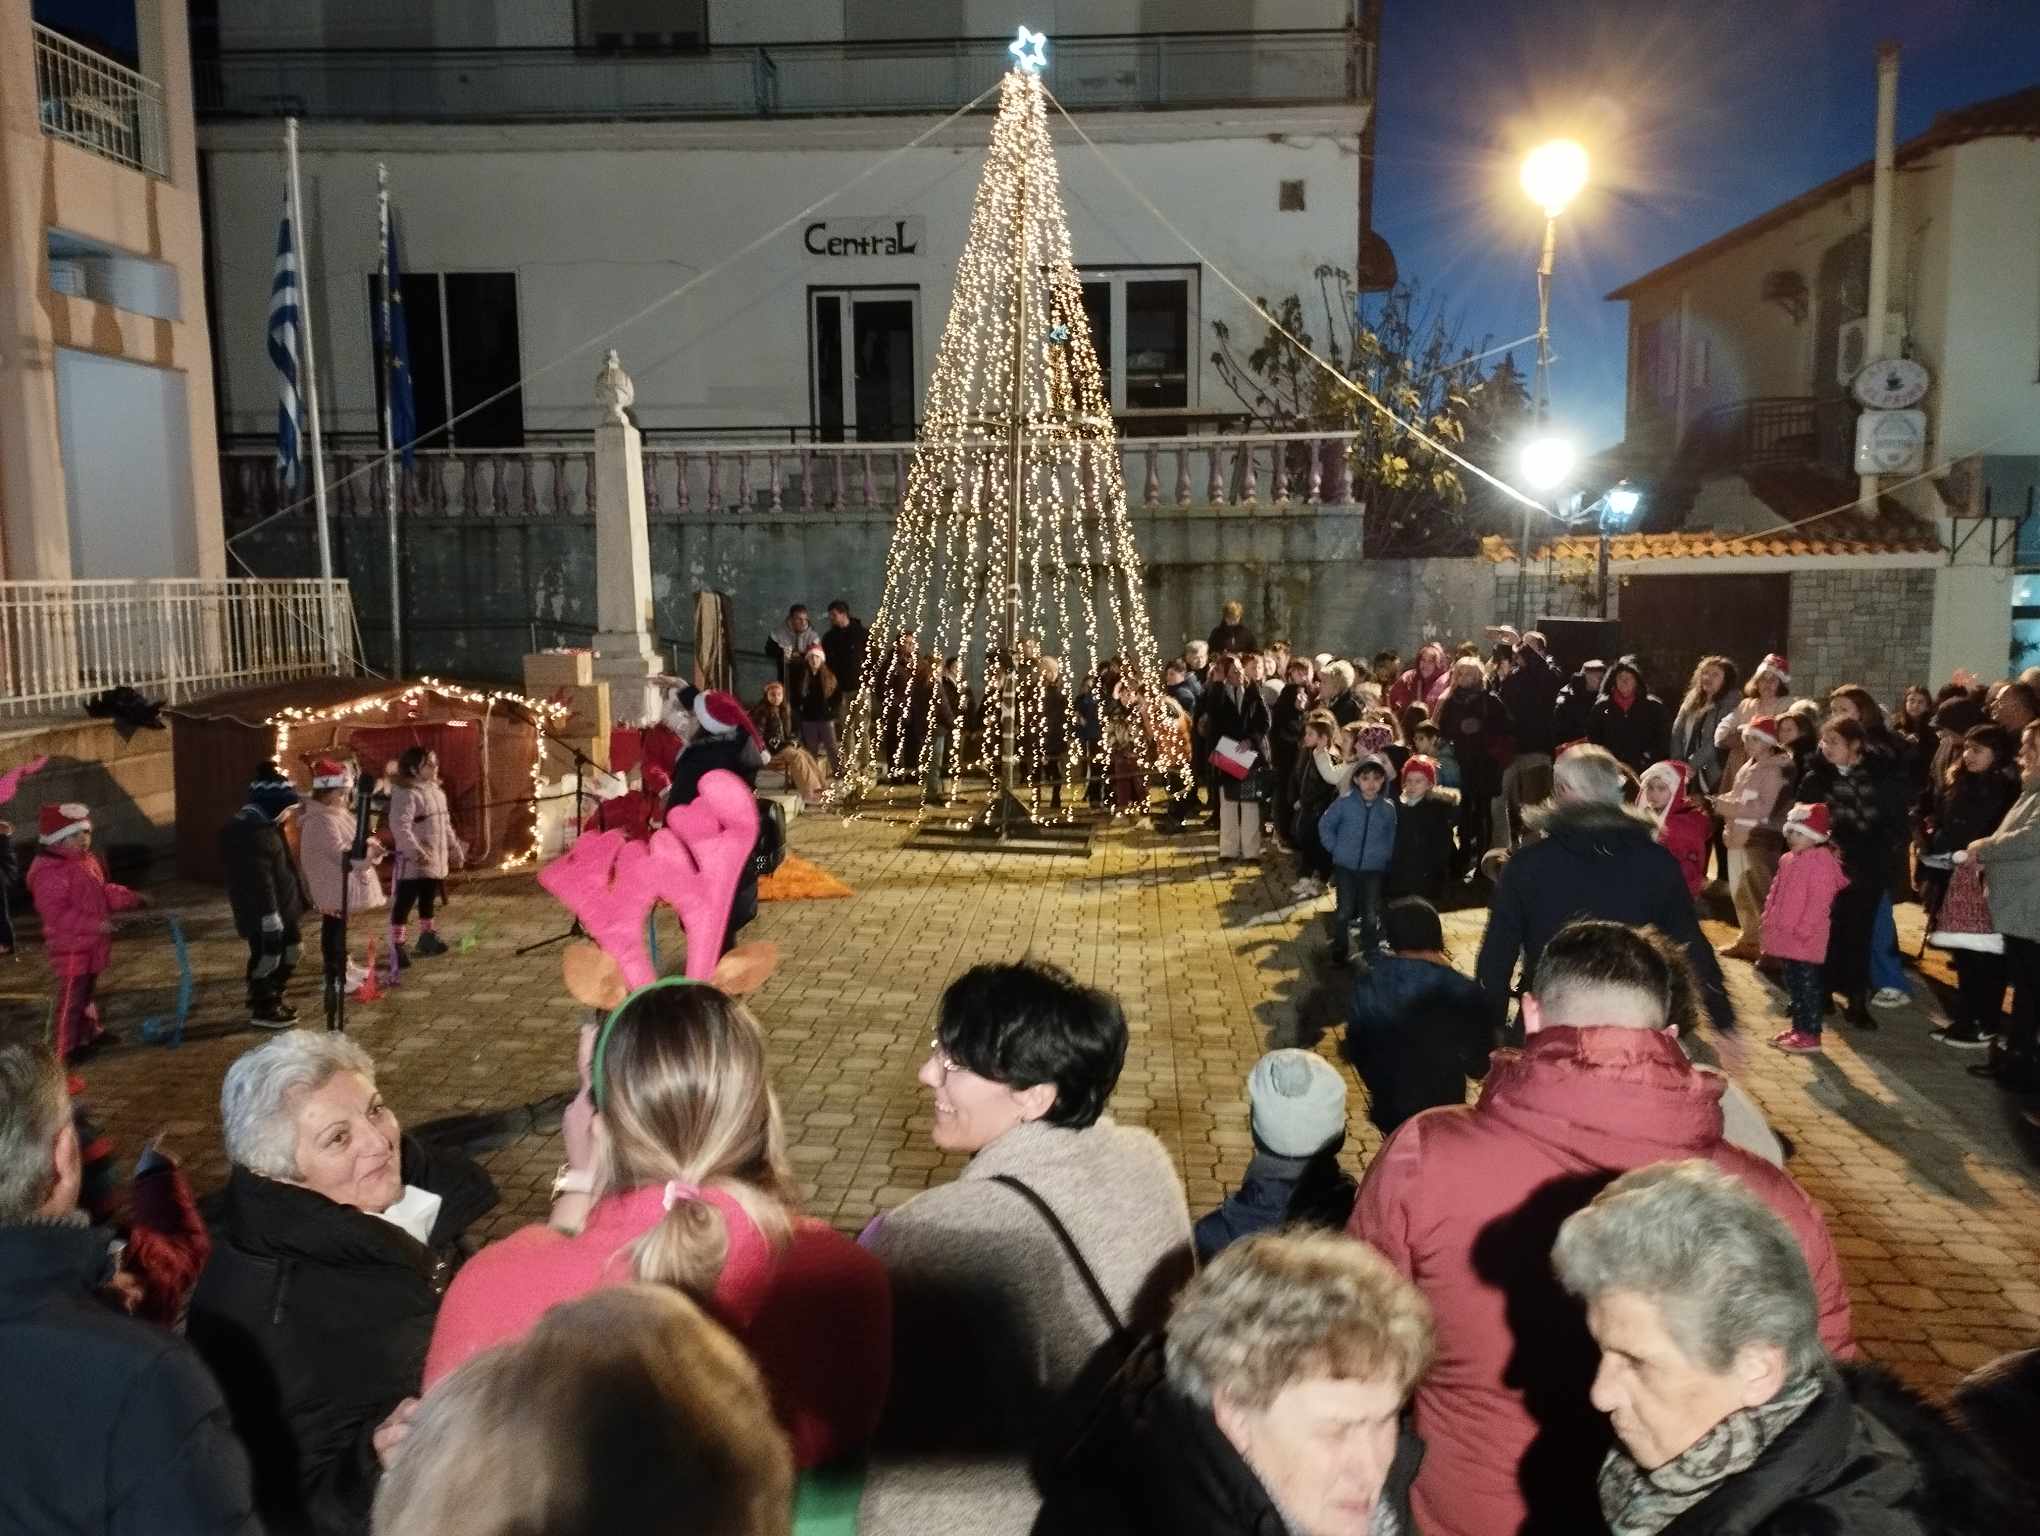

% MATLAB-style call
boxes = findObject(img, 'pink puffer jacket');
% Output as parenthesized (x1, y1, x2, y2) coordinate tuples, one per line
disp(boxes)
(26, 850, 141, 977)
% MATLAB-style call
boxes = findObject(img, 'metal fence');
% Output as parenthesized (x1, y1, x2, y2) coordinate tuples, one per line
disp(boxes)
(33, 23, 167, 177)
(0, 579, 356, 720)
(220, 430, 1365, 527)
(196, 30, 1369, 122)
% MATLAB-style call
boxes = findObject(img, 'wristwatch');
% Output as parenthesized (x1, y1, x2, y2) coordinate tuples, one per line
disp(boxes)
(550, 1164, 595, 1201)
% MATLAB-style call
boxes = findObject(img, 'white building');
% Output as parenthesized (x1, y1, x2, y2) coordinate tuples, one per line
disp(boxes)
(1595, 83, 2040, 688)
(195, 1, 1376, 451)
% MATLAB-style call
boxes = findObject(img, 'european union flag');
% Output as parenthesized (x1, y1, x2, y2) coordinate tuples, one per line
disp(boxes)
(380, 203, 416, 466)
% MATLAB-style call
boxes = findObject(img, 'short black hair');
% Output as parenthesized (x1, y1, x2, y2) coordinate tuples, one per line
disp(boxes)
(788, 603, 808, 616)
(935, 960, 1127, 1129)
(827, 600, 850, 616)
(398, 745, 433, 776)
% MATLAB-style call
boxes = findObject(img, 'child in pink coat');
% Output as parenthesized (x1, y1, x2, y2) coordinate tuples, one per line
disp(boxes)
(1764, 803, 1851, 1054)
(25, 803, 147, 1059)
(1640, 759, 1712, 901)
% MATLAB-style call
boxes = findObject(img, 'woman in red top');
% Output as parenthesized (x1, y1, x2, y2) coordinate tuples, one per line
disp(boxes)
(423, 980, 891, 1467)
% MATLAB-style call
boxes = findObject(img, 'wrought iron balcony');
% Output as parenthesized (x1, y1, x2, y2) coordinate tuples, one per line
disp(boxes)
(196, 30, 1371, 123)
(33, 23, 167, 176)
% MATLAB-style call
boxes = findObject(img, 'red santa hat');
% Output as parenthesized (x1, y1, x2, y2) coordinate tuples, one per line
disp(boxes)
(39, 802, 91, 845)
(310, 757, 353, 790)
(694, 689, 764, 750)
(1401, 754, 1439, 789)
(1742, 715, 1782, 749)
(1784, 802, 1830, 843)
(1756, 653, 1791, 686)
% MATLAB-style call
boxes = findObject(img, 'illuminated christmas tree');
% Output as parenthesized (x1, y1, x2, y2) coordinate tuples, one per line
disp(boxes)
(838, 40, 1184, 833)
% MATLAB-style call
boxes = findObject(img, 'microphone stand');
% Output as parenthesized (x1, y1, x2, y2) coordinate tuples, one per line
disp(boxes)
(515, 739, 604, 956)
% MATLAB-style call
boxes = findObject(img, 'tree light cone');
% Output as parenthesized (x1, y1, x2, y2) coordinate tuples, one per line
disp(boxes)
(834, 72, 1187, 819)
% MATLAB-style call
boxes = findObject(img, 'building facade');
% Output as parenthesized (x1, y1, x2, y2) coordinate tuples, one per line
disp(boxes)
(1601, 85, 2040, 683)
(0, 0, 226, 583)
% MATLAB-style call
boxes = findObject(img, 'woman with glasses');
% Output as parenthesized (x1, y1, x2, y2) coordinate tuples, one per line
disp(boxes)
(857, 960, 1194, 1536)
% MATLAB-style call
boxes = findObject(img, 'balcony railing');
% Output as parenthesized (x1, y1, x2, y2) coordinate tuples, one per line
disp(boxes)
(33, 23, 167, 177)
(196, 30, 1370, 123)
(220, 432, 1365, 527)
(1680, 396, 1857, 478)
(0, 579, 357, 721)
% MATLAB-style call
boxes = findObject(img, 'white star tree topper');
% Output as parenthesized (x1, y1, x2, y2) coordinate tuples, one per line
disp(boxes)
(1008, 26, 1048, 74)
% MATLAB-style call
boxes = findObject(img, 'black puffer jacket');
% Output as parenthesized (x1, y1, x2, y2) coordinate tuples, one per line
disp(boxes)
(221, 805, 311, 938)
(1034, 1332, 1423, 1536)
(1586, 659, 1671, 773)
(1498, 649, 1563, 756)
(666, 735, 764, 943)
(1476, 798, 1733, 1033)
(0, 1218, 261, 1536)
(187, 1136, 493, 1536)
(1656, 1362, 2022, 1535)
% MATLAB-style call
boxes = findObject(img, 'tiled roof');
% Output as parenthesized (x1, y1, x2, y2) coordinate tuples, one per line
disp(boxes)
(1608, 84, 2040, 300)
(1483, 467, 1942, 563)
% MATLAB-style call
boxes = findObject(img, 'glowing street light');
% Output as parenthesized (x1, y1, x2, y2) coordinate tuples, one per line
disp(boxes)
(1520, 436, 1576, 491)
(1520, 139, 1590, 218)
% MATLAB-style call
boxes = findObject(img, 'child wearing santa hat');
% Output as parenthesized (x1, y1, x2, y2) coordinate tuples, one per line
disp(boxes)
(300, 758, 388, 1020)
(1386, 754, 1458, 906)
(1639, 759, 1712, 901)
(25, 803, 148, 1059)
(1764, 803, 1850, 1053)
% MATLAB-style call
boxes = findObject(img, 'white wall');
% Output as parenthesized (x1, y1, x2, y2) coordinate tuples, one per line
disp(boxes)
(54, 348, 198, 579)
(1934, 138, 2040, 460)
(202, 113, 1359, 439)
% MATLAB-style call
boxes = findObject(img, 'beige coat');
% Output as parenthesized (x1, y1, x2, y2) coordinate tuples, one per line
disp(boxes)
(858, 1117, 1194, 1536)
(386, 778, 465, 881)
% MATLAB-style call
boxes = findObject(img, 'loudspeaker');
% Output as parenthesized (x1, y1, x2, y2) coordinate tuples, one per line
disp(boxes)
(1535, 617, 1620, 679)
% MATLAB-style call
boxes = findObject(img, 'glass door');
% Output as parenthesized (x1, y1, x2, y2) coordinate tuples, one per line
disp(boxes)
(810, 287, 919, 441)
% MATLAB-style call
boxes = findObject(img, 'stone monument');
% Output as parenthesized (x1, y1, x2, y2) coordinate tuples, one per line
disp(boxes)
(589, 349, 666, 727)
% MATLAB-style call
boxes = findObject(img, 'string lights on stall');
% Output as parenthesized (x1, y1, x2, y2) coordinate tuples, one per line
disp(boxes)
(837, 52, 1186, 824)
(267, 677, 570, 870)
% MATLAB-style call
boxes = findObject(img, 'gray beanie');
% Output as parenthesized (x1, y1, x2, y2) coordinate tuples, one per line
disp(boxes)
(1247, 1049, 1348, 1157)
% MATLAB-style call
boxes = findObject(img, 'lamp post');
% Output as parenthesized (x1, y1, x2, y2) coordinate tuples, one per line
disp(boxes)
(1597, 480, 1641, 618)
(1516, 140, 1589, 629)
(1519, 435, 1575, 602)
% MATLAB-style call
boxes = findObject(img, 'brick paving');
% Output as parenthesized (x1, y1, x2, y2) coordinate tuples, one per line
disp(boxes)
(4, 809, 2036, 1399)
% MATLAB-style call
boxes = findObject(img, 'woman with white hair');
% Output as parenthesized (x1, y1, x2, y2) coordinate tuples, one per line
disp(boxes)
(1036, 1229, 1432, 1536)
(1557, 1160, 2015, 1536)
(189, 1031, 495, 1536)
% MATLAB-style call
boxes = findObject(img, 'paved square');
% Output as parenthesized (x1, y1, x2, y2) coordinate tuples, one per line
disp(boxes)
(5, 810, 2036, 1399)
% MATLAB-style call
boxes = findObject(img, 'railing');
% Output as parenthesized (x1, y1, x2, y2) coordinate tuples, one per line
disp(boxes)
(219, 432, 1365, 527)
(1681, 396, 1857, 478)
(0, 579, 355, 721)
(32, 23, 167, 177)
(196, 30, 1370, 122)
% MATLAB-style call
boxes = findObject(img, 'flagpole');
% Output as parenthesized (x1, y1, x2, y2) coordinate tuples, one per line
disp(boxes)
(284, 117, 341, 672)
(378, 162, 404, 680)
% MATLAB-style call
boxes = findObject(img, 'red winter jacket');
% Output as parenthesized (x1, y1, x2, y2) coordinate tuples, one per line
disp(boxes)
(1349, 1026, 1854, 1536)
(26, 850, 141, 978)
(1642, 759, 1711, 899)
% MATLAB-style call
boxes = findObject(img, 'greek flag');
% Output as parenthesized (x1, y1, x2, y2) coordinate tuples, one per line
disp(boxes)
(268, 195, 304, 489)
(380, 198, 416, 467)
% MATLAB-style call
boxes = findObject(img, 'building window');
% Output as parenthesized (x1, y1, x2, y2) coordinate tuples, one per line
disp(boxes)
(367, 271, 524, 449)
(1279, 179, 1307, 211)
(577, 0, 707, 50)
(809, 287, 919, 442)
(1077, 266, 1199, 415)
(1633, 313, 1679, 412)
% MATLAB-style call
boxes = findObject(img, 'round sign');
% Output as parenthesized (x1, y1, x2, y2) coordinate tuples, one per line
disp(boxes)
(1855, 409, 1926, 475)
(1851, 356, 1930, 410)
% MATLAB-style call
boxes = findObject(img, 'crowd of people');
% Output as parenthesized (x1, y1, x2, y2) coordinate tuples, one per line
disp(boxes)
(7, 597, 2040, 1536)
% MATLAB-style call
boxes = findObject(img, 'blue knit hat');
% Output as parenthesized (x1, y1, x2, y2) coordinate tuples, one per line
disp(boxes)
(247, 762, 301, 820)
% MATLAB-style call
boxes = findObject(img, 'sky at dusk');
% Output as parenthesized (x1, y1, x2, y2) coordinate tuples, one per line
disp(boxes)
(1370, 0, 2040, 455)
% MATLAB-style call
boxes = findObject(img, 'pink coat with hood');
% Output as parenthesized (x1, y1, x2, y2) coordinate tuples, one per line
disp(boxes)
(26, 848, 141, 977)
(1387, 643, 1451, 719)
(1762, 839, 1850, 963)
(1349, 1025, 1855, 1536)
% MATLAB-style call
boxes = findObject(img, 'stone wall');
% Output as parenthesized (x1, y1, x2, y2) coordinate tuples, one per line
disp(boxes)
(0, 718, 177, 878)
(1786, 568, 1937, 707)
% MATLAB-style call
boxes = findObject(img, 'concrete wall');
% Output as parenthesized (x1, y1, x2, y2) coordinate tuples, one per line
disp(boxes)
(1787, 567, 1936, 708)
(198, 109, 1359, 442)
(0, 717, 178, 878)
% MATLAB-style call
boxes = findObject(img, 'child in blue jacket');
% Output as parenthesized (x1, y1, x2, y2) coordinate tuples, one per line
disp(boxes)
(1319, 751, 1397, 964)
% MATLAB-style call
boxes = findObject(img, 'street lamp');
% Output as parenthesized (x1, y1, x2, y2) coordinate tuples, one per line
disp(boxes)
(1520, 436, 1576, 492)
(1515, 138, 1589, 629)
(1593, 478, 1642, 618)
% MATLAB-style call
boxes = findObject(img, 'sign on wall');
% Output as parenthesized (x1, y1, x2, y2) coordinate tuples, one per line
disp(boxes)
(804, 217, 925, 257)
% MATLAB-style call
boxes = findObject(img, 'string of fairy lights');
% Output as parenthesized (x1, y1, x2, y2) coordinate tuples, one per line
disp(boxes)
(834, 69, 1188, 817)
(268, 677, 570, 870)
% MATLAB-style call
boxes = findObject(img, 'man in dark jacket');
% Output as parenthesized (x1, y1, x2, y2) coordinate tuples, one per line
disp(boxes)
(1496, 634, 1563, 843)
(0, 1042, 260, 1536)
(1551, 657, 1607, 744)
(820, 600, 868, 719)
(221, 761, 311, 1029)
(1477, 744, 1734, 1035)
(1588, 655, 1672, 773)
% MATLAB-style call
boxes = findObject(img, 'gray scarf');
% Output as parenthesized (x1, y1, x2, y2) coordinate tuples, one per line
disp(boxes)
(1598, 1372, 1823, 1536)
